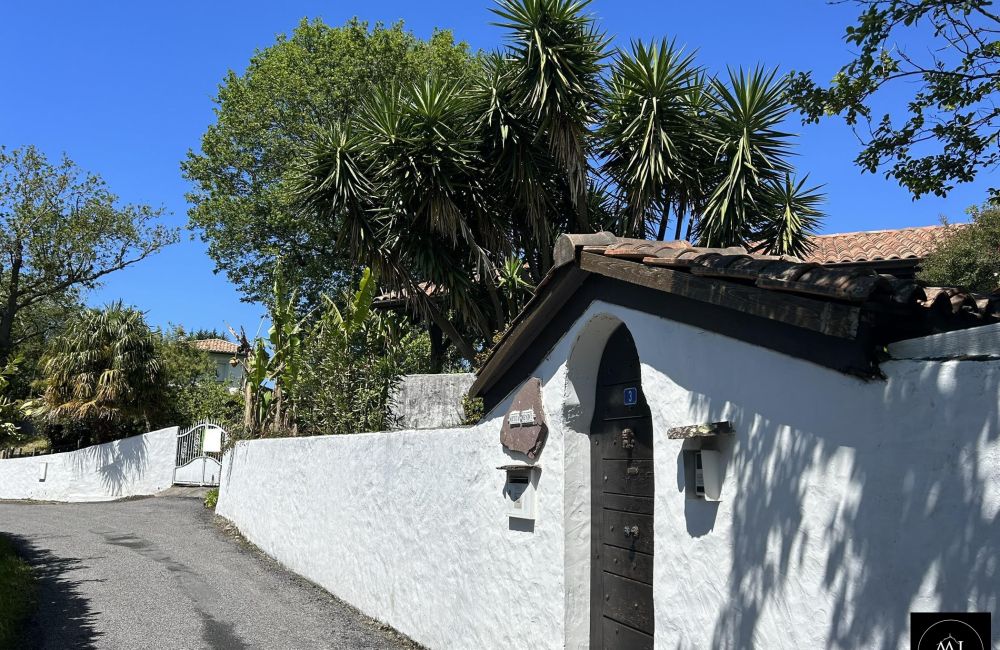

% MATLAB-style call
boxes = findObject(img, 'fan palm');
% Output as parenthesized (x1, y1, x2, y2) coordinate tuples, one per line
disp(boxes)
(35, 302, 164, 442)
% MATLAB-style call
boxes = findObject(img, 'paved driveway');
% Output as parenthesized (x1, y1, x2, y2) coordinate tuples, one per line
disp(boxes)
(0, 495, 414, 650)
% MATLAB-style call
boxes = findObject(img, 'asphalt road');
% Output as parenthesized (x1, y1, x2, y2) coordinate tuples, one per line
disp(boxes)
(0, 494, 415, 650)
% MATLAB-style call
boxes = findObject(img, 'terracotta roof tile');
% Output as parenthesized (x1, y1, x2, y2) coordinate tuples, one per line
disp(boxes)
(189, 338, 239, 354)
(802, 224, 963, 264)
(557, 232, 999, 322)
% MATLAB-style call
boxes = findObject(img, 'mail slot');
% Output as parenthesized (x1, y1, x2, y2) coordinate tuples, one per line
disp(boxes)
(498, 464, 541, 521)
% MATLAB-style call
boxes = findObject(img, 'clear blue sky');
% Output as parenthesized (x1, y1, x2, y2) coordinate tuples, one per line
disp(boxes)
(1, 1, 993, 333)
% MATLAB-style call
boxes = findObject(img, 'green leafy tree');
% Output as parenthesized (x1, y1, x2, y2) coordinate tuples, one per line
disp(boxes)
(182, 18, 478, 305)
(296, 0, 824, 362)
(0, 146, 177, 364)
(790, 1, 1000, 199)
(32, 302, 166, 445)
(919, 203, 1000, 292)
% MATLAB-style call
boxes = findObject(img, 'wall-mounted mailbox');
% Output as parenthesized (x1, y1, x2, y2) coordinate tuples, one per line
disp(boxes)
(676, 421, 732, 502)
(693, 450, 722, 501)
(38, 461, 47, 482)
(203, 426, 223, 454)
(498, 464, 540, 520)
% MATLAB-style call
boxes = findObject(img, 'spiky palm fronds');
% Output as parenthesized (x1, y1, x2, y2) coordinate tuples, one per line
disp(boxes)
(698, 67, 795, 248)
(753, 173, 824, 257)
(36, 302, 164, 439)
(492, 0, 609, 226)
(598, 39, 703, 238)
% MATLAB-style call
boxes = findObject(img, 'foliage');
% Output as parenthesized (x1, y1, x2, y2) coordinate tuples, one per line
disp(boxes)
(919, 203, 1000, 292)
(157, 327, 243, 428)
(297, 268, 416, 435)
(0, 356, 25, 447)
(31, 302, 166, 445)
(0, 535, 35, 649)
(790, 1, 1000, 199)
(599, 44, 824, 255)
(460, 394, 485, 425)
(182, 18, 478, 305)
(0, 146, 177, 363)
(204, 487, 219, 509)
(293, 1, 824, 362)
(492, 0, 610, 225)
(232, 268, 307, 438)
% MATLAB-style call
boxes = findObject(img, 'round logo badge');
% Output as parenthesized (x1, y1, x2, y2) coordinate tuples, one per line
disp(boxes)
(915, 619, 986, 650)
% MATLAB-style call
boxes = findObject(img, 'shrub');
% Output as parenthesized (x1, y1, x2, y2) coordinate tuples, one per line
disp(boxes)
(0, 535, 35, 647)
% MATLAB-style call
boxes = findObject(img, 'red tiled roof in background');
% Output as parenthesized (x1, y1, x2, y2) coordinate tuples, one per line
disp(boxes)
(189, 338, 239, 354)
(802, 224, 964, 264)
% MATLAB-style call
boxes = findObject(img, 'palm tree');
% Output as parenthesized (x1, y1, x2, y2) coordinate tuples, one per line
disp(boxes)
(492, 0, 609, 230)
(598, 39, 703, 239)
(34, 302, 165, 443)
(295, 0, 825, 359)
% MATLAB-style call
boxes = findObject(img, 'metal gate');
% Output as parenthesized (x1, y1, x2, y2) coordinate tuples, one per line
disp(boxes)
(174, 421, 226, 486)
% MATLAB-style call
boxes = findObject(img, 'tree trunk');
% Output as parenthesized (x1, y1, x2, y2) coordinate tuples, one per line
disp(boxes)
(0, 245, 23, 365)
(429, 323, 444, 373)
(656, 210, 669, 241)
(425, 301, 476, 363)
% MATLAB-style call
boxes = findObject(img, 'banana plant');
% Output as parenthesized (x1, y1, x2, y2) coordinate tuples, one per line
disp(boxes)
(231, 263, 309, 438)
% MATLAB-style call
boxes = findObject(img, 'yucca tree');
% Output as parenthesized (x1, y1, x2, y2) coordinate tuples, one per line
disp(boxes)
(598, 39, 704, 239)
(756, 173, 825, 256)
(34, 302, 165, 442)
(297, 82, 491, 362)
(699, 67, 794, 249)
(492, 0, 609, 230)
(601, 55, 823, 255)
(296, 0, 825, 360)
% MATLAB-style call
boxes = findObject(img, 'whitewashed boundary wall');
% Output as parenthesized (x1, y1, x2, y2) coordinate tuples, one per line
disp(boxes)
(0, 427, 178, 502)
(217, 301, 1000, 649)
(216, 423, 568, 649)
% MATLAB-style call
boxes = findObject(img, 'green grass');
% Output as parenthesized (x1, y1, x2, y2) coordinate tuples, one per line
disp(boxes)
(204, 487, 219, 509)
(0, 535, 35, 648)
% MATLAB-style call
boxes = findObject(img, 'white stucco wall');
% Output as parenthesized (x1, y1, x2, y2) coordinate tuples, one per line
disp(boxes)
(216, 422, 568, 649)
(0, 427, 178, 502)
(216, 300, 1000, 649)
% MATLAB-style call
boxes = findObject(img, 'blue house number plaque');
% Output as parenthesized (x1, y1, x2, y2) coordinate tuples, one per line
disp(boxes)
(623, 387, 637, 406)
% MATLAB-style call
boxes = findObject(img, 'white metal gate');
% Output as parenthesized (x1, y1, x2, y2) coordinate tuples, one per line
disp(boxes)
(174, 421, 226, 486)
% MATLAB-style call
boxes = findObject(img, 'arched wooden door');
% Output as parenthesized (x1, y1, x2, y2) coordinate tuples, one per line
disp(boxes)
(590, 325, 654, 648)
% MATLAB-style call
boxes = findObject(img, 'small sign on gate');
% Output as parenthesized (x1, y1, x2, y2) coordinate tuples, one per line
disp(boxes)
(203, 427, 223, 454)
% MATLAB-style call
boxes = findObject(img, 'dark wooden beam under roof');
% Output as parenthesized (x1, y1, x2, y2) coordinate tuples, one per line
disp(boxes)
(470, 232, 999, 409)
(579, 252, 861, 340)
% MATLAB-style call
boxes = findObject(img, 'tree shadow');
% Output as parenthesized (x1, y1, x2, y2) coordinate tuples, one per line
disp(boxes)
(3, 533, 102, 649)
(662, 354, 998, 649)
(71, 434, 149, 497)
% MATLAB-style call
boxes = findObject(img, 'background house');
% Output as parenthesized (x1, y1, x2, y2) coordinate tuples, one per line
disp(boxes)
(189, 338, 244, 389)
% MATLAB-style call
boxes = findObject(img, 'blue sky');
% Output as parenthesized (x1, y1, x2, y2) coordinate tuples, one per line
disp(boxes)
(1, 1, 993, 334)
